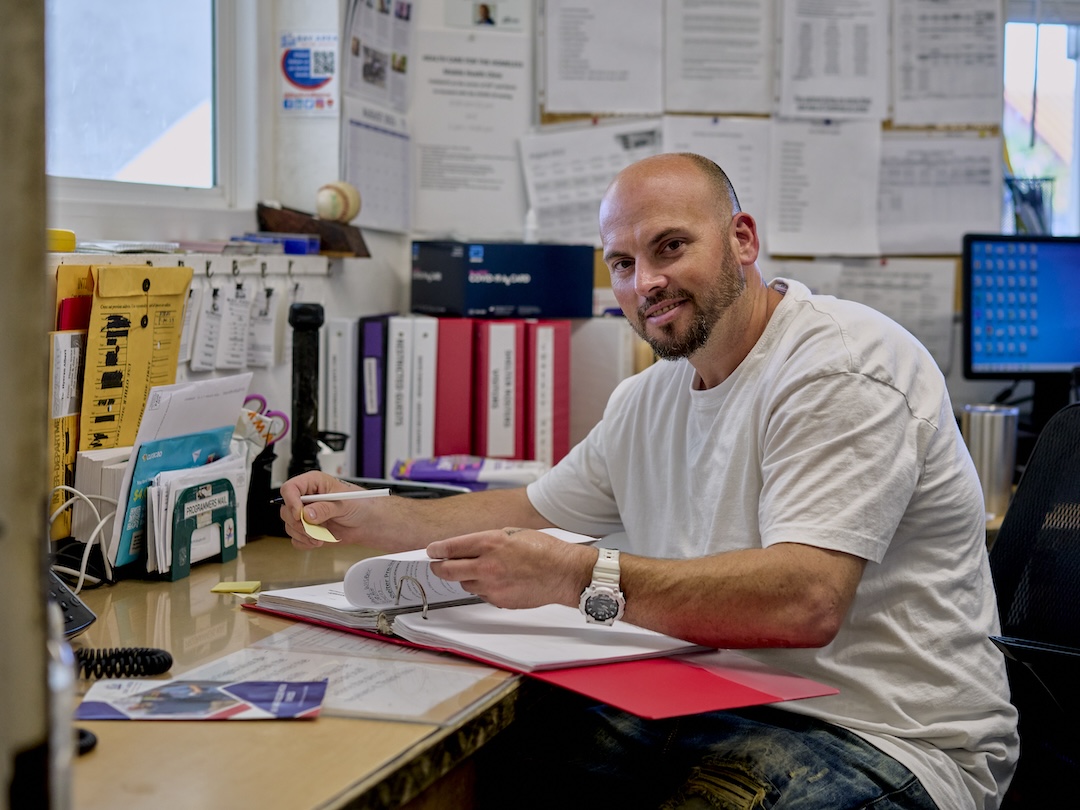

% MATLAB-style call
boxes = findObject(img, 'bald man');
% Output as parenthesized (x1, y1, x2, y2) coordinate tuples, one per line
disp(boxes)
(280, 153, 1017, 809)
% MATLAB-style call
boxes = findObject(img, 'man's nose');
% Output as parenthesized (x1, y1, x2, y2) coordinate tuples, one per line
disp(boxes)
(635, 260, 668, 296)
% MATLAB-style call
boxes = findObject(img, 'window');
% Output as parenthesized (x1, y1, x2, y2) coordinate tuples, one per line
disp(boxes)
(45, 1, 261, 241)
(1003, 19, 1080, 235)
(46, 0, 215, 188)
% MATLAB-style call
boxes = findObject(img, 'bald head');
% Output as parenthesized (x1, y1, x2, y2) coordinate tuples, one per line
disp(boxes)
(602, 153, 742, 222)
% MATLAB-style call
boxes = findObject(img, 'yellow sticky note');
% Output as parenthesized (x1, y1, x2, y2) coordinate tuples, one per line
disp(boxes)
(302, 513, 339, 543)
(211, 581, 262, 594)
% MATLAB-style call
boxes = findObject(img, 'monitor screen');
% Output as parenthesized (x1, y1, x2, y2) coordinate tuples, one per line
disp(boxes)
(962, 233, 1080, 430)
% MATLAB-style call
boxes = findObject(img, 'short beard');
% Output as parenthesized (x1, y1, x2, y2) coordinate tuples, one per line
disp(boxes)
(633, 255, 746, 361)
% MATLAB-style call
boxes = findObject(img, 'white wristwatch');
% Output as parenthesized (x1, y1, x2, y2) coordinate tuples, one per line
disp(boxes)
(579, 548, 625, 625)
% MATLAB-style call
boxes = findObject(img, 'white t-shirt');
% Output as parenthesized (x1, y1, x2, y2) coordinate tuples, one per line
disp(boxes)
(527, 279, 1019, 810)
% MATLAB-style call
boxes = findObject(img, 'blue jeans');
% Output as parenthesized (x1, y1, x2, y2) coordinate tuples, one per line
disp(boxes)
(477, 688, 940, 810)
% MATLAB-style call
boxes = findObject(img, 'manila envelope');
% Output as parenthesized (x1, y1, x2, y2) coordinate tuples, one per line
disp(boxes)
(79, 264, 194, 452)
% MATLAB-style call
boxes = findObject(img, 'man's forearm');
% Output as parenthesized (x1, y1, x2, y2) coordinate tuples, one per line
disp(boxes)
(363, 486, 552, 550)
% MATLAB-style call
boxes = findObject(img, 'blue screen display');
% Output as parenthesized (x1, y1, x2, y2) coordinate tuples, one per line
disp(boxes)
(966, 236, 1080, 376)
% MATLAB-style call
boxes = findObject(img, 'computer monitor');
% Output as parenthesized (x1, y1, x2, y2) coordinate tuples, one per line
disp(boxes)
(962, 233, 1080, 432)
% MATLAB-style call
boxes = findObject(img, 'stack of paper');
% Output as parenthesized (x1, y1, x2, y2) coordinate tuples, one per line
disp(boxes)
(108, 373, 253, 572)
(146, 451, 249, 578)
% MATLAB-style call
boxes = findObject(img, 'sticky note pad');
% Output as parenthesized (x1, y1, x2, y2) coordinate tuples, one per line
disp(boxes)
(302, 513, 340, 543)
(211, 581, 262, 594)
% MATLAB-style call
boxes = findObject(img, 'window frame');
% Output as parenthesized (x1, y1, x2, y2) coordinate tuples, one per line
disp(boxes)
(46, 0, 268, 241)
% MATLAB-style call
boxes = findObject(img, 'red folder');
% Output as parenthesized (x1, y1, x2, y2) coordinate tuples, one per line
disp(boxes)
(532, 651, 838, 720)
(243, 604, 837, 720)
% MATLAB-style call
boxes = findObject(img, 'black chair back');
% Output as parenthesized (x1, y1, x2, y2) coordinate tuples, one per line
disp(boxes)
(988, 402, 1080, 805)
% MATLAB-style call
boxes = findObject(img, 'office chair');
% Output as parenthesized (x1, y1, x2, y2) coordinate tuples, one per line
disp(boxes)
(987, 402, 1080, 806)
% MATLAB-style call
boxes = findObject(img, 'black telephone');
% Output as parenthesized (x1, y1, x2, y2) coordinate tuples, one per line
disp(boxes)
(47, 569, 97, 639)
(47, 569, 174, 678)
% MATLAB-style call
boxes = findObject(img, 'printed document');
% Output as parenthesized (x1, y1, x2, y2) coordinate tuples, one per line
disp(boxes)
(519, 118, 662, 245)
(542, 0, 663, 114)
(663, 0, 775, 114)
(891, 0, 1004, 126)
(878, 129, 1003, 256)
(777, 0, 889, 121)
(765, 118, 881, 256)
(410, 28, 532, 239)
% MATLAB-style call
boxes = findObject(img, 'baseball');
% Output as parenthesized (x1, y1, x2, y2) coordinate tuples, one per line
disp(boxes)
(316, 181, 361, 222)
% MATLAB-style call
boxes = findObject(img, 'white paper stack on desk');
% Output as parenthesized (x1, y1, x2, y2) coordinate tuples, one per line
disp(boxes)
(145, 450, 249, 577)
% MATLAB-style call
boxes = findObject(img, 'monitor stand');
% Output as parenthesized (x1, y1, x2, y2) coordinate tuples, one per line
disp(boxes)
(1029, 375, 1074, 434)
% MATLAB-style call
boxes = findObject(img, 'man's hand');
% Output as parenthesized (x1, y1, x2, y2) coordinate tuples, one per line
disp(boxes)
(427, 528, 596, 609)
(278, 471, 376, 549)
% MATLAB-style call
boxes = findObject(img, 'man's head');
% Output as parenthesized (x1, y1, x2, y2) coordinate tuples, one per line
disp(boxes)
(599, 153, 759, 362)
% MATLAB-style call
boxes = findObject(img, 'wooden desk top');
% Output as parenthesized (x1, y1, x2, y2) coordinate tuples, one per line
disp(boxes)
(71, 537, 519, 810)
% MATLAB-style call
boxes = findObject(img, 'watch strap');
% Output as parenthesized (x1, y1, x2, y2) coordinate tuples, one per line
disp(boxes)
(592, 548, 620, 587)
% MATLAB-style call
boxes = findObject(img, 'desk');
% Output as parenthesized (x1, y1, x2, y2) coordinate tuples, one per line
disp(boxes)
(71, 537, 521, 810)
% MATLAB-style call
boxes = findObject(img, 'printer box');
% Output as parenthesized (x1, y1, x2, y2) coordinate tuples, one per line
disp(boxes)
(411, 241, 595, 318)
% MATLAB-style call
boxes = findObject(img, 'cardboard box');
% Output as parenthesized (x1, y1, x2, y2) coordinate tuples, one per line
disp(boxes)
(411, 241, 594, 318)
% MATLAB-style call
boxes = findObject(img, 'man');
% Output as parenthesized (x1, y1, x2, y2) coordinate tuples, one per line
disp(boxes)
(280, 153, 1018, 808)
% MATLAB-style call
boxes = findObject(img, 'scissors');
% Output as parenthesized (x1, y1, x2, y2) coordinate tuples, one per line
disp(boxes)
(244, 394, 290, 446)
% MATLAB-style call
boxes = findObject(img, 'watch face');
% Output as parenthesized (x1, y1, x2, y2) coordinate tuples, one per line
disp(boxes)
(585, 593, 620, 622)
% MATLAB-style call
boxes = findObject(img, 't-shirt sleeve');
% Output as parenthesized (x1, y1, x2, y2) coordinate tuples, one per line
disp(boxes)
(757, 371, 934, 563)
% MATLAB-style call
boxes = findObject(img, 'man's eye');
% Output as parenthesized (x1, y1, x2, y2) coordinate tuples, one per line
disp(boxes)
(611, 260, 633, 274)
(663, 239, 684, 253)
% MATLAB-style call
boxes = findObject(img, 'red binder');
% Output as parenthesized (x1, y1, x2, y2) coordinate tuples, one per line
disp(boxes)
(525, 319, 571, 467)
(433, 317, 475, 456)
(472, 319, 526, 460)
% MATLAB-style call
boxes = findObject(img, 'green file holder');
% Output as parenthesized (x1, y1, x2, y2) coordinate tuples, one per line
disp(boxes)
(169, 479, 239, 581)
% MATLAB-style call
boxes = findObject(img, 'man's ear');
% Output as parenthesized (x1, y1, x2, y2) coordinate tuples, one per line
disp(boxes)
(730, 212, 760, 265)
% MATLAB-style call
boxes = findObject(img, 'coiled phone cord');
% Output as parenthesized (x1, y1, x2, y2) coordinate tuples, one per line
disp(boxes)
(74, 647, 173, 679)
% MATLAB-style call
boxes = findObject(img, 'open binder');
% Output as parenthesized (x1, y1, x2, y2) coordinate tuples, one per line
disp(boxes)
(246, 567, 838, 720)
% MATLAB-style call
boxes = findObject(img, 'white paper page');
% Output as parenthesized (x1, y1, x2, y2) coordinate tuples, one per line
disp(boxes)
(133, 373, 254, 447)
(410, 29, 532, 240)
(342, 0, 415, 113)
(520, 118, 662, 245)
(777, 0, 889, 121)
(663, 0, 775, 114)
(342, 97, 411, 233)
(878, 130, 1002, 256)
(393, 602, 704, 671)
(661, 116, 772, 251)
(181, 624, 500, 723)
(766, 118, 881, 256)
(543, 0, 663, 114)
(891, 0, 1003, 126)
(837, 258, 957, 372)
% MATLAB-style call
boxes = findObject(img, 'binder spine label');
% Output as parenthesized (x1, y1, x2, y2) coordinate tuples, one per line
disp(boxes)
(486, 323, 517, 457)
(534, 326, 555, 467)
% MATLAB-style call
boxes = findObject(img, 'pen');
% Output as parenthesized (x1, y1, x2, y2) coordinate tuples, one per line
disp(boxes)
(271, 488, 392, 505)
